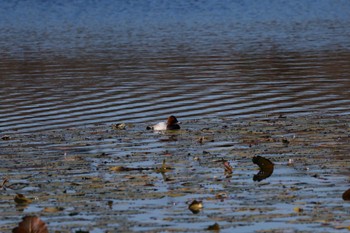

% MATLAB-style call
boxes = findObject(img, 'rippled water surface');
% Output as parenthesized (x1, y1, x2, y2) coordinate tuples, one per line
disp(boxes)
(1, 0, 350, 133)
(2, 2, 350, 232)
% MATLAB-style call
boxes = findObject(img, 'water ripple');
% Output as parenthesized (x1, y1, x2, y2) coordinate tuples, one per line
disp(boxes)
(1, 1, 350, 133)
(1, 52, 350, 134)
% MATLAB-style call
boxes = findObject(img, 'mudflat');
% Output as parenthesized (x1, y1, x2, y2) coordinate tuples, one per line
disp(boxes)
(1, 114, 350, 232)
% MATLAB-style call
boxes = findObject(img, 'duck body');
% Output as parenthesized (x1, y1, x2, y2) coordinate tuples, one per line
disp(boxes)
(147, 115, 180, 131)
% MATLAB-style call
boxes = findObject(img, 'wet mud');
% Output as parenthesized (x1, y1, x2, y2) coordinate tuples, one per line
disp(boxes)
(1, 115, 350, 232)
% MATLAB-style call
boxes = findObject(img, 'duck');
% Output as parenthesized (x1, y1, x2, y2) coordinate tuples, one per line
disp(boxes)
(147, 115, 181, 130)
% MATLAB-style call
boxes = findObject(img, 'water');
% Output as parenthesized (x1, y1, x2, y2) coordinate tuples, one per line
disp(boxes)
(1, 0, 350, 134)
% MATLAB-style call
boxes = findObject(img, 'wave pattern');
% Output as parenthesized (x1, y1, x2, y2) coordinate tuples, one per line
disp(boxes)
(1, 1, 350, 134)
(1, 50, 350, 134)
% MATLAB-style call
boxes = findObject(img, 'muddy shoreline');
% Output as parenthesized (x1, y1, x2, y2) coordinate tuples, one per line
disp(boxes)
(1, 114, 350, 232)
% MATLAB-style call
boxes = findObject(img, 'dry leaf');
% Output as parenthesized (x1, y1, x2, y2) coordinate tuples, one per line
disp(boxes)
(12, 216, 48, 233)
(109, 166, 129, 172)
(342, 188, 350, 201)
(282, 137, 290, 145)
(207, 222, 220, 231)
(252, 156, 274, 182)
(0, 177, 9, 190)
(155, 160, 172, 173)
(197, 136, 205, 144)
(293, 207, 303, 213)
(215, 192, 228, 200)
(1, 135, 11, 140)
(43, 207, 64, 213)
(223, 161, 233, 175)
(334, 225, 350, 230)
(14, 194, 32, 205)
(167, 192, 186, 198)
(188, 200, 203, 214)
(111, 123, 126, 130)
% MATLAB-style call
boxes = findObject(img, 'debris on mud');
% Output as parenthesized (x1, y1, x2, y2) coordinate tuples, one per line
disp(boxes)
(111, 123, 127, 130)
(188, 200, 203, 214)
(252, 156, 274, 182)
(1, 115, 350, 232)
(12, 216, 48, 233)
(342, 188, 350, 201)
(0, 177, 9, 190)
(1, 135, 11, 140)
(207, 222, 220, 231)
(14, 194, 32, 205)
(223, 160, 233, 177)
(109, 160, 173, 173)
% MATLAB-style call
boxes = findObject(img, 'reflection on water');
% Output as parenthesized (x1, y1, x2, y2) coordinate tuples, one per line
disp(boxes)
(1, 0, 350, 133)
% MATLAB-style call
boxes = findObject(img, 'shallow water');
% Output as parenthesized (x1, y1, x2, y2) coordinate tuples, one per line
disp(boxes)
(1, 2, 350, 231)
(1, 115, 350, 232)
(1, 0, 350, 133)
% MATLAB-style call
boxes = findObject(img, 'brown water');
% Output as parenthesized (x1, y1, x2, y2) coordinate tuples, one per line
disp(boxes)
(1, 49, 350, 133)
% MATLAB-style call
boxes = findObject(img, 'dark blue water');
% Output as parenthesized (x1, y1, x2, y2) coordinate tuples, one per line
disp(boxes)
(1, 0, 350, 133)
(1, 0, 350, 55)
